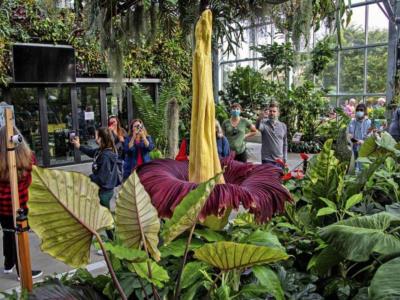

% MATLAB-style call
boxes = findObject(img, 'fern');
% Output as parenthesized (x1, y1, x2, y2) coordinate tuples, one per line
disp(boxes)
(132, 84, 184, 154)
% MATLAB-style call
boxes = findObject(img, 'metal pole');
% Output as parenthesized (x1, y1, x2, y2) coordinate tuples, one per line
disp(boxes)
(5, 108, 33, 291)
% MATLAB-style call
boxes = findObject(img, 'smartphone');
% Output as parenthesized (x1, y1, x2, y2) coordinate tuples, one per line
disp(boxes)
(69, 130, 76, 142)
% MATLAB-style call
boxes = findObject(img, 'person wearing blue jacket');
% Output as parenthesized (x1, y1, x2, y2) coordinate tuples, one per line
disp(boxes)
(123, 119, 155, 179)
(216, 120, 230, 158)
(71, 127, 120, 209)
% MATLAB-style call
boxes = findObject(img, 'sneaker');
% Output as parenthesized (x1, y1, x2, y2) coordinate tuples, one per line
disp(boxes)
(96, 250, 104, 256)
(3, 266, 13, 274)
(18, 270, 43, 280)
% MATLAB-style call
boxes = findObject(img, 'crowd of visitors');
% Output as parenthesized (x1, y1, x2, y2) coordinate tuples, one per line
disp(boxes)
(2, 95, 400, 279)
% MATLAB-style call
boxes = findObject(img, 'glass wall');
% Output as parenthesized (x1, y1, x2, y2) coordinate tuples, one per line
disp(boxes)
(219, 1, 389, 106)
(10, 88, 42, 165)
(77, 86, 101, 161)
(46, 87, 74, 165)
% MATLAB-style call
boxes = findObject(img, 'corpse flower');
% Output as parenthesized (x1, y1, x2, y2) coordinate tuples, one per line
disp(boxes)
(137, 155, 291, 223)
(136, 10, 291, 224)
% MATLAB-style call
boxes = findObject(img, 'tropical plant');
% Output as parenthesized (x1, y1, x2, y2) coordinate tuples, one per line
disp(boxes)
(222, 66, 270, 117)
(251, 41, 295, 80)
(310, 37, 334, 76)
(28, 166, 126, 299)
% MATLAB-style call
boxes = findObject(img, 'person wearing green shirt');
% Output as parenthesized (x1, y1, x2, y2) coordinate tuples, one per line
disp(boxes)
(222, 103, 257, 162)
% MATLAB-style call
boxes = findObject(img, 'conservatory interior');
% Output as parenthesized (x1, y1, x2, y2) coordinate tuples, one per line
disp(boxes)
(0, 0, 400, 299)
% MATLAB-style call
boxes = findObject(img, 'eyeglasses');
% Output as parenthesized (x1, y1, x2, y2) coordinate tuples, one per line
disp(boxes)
(356, 109, 364, 112)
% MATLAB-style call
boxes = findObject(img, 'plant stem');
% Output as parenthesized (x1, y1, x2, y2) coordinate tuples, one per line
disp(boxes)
(94, 232, 127, 300)
(138, 225, 160, 300)
(174, 223, 196, 300)
(389, 226, 400, 234)
(137, 276, 150, 300)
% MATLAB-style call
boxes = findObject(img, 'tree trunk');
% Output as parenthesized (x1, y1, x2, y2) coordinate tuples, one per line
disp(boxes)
(166, 98, 180, 159)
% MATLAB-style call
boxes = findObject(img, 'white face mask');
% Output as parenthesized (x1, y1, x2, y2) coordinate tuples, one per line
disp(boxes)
(356, 111, 365, 119)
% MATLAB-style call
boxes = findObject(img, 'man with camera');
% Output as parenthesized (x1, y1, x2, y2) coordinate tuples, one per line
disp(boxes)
(256, 102, 287, 168)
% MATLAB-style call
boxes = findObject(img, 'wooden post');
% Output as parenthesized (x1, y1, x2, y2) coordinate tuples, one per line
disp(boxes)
(5, 108, 33, 291)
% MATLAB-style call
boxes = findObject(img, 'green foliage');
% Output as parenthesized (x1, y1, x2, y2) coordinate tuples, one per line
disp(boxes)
(251, 42, 295, 78)
(194, 241, 289, 271)
(369, 257, 400, 300)
(222, 66, 270, 117)
(318, 212, 400, 262)
(310, 37, 334, 76)
(161, 173, 220, 244)
(252, 265, 285, 300)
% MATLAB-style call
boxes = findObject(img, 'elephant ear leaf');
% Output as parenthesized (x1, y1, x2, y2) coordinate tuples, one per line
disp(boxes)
(28, 166, 114, 268)
(161, 173, 220, 244)
(369, 257, 400, 300)
(194, 241, 289, 271)
(318, 212, 400, 262)
(115, 171, 161, 261)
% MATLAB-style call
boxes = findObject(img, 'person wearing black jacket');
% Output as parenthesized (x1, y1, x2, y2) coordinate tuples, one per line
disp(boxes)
(71, 127, 119, 209)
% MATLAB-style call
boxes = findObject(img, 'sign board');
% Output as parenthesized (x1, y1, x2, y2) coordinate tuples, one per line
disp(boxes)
(0, 102, 14, 127)
(292, 132, 302, 143)
(84, 111, 95, 120)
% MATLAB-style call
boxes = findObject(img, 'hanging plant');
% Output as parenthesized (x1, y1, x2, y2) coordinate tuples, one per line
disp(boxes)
(310, 37, 334, 76)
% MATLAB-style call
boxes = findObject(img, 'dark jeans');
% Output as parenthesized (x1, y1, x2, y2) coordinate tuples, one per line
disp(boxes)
(99, 190, 114, 240)
(262, 160, 284, 170)
(0, 215, 17, 270)
(234, 151, 247, 163)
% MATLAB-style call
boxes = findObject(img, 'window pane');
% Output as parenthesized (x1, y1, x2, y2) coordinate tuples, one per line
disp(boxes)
(46, 88, 74, 165)
(10, 88, 42, 165)
(221, 62, 236, 87)
(340, 49, 364, 94)
(237, 29, 250, 60)
(255, 24, 272, 49)
(77, 86, 102, 161)
(317, 56, 337, 94)
(367, 46, 387, 93)
(342, 6, 365, 46)
(367, 4, 388, 44)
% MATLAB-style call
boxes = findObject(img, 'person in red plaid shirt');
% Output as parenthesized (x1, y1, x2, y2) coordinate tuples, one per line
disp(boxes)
(0, 126, 42, 279)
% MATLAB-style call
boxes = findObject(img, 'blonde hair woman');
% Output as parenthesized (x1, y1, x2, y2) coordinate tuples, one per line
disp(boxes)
(0, 126, 42, 278)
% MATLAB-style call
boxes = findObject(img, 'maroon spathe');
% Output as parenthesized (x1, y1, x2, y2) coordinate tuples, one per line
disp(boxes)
(136, 156, 292, 223)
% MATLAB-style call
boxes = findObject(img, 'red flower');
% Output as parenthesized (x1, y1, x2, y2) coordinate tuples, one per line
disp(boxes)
(275, 158, 285, 166)
(300, 153, 309, 161)
(282, 173, 292, 181)
(137, 156, 292, 223)
(175, 139, 188, 161)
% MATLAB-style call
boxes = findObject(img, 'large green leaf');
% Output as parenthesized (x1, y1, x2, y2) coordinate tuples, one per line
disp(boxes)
(319, 213, 400, 262)
(243, 229, 284, 250)
(252, 265, 284, 300)
(28, 166, 113, 268)
(369, 257, 400, 300)
(161, 173, 220, 244)
(193, 242, 289, 271)
(181, 261, 210, 289)
(194, 228, 225, 242)
(303, 139, 343, 205)
(103, 243, 147, 262)
(159, 238, 204, 258)
(128, 260, 170, 288)
(359, 132, 400, 157)
(115, 172, 161, 261)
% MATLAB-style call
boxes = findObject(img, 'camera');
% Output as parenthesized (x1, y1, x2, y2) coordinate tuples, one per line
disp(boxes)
(134, 124, 143, 131)
(232, 128, 239, 135)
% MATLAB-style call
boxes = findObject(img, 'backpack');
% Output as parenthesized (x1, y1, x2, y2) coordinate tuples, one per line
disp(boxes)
(115, 158, 123, 186)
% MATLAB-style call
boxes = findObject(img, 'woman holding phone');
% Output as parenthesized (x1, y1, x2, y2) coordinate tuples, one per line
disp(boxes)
(123, 119, 155, 180)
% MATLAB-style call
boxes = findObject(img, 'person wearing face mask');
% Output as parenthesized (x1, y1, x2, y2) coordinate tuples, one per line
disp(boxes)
(256, 102, 287, 167)
(348, 103, 372, 171)
(222, 103, 257, 162)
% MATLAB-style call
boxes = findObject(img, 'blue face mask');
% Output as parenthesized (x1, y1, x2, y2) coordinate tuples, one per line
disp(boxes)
(356, 111, 364, 118)
(231, 110, 240, 117)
